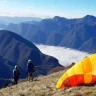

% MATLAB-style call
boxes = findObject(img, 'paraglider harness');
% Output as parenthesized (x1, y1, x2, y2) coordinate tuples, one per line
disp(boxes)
(26, 62, 35, 76)
(26, 62, 35, 81)
(13, 67, 20, 84)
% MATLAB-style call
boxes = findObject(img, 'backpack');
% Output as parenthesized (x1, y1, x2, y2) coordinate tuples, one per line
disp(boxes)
(27, 63, 35, 72)
(13, 68, 20, 78)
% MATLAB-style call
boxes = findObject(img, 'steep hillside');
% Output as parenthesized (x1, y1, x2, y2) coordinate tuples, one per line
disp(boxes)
(79, 37, 96, 53)
(0, 69, 96, 96)
(0, 30, 62, 79)
(0, 55, 16, 79)
(6, 15, 96, 53)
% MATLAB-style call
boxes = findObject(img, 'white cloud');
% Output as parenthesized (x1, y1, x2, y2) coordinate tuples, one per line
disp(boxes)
(35, 44, 90, 67)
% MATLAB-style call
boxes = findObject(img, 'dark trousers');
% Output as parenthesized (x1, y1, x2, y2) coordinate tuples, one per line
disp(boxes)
(27, 72, 34, 81)
(14, 78, 19, 84)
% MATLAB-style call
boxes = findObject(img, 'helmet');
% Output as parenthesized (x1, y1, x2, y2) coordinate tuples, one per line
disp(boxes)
(15, 65, 18, 69)
(28, 59, 32, 63)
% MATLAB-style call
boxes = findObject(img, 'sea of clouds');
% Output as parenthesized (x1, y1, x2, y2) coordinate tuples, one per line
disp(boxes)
(35, 44, 90, 67)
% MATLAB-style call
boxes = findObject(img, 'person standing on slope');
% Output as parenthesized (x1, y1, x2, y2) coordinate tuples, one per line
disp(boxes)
(26, 59, 35, 81)
(13, 65, 20, 84)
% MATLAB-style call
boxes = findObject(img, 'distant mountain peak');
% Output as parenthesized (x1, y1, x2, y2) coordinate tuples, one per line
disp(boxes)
(84, 15, 96, 19)
(53, 16, 67, 21)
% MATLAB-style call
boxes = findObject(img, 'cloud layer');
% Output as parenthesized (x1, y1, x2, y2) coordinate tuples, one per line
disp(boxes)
(35, 44, 90, 67)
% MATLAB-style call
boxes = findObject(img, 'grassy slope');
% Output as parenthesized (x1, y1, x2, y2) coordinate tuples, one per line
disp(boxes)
(0, 69, 96, 96)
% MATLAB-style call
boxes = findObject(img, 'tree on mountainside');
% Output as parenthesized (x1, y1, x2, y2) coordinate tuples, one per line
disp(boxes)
(2, 82, 8, 88)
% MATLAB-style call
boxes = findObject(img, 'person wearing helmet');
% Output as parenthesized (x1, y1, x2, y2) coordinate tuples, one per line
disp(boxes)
(13, 65, 20, 84)
(26, 59, 35, 81)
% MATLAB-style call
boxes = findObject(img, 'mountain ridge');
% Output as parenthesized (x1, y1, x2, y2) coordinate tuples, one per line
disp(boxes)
(5, 15, 96, 53)
(0, 30, 62, 81)
(0, 16, 42, 25)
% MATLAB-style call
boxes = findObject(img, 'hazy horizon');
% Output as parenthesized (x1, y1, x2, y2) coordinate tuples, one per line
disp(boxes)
(0, 0, 96, 18)
(35, 44, 90, 67)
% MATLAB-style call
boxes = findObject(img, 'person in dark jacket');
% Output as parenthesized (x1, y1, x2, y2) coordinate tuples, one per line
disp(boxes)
(13, 65, 20, 84)
(26, 59, 35, 81)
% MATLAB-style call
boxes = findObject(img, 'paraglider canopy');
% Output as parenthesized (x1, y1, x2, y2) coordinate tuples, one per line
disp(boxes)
(56, 54, 96, 88)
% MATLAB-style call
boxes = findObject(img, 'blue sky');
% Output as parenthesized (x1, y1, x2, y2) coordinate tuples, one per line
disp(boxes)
(0, 0, 96, 18)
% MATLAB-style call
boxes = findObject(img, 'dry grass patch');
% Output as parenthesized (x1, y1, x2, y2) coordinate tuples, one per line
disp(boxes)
(0, 69, 96, 96)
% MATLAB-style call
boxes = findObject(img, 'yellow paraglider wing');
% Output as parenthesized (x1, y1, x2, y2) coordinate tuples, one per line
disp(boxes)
(56, 54, 96, 88)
